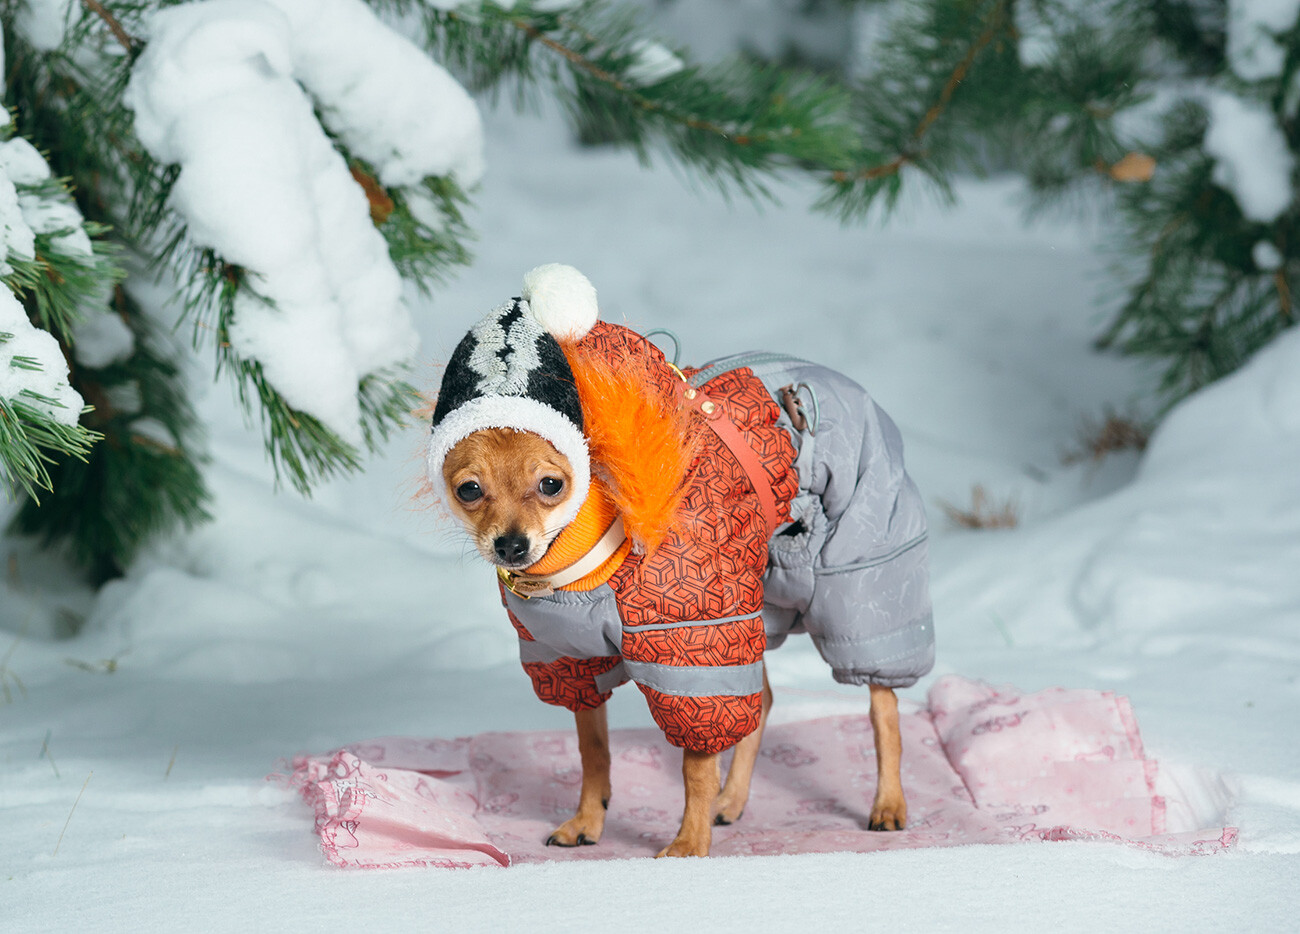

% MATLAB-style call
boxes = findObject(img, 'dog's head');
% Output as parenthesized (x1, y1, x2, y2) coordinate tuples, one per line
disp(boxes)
(442, 427, 579, 569)
(428, 264, 601, 567)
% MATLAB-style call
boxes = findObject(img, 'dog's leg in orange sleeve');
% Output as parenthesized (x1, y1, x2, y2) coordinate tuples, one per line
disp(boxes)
(868, 683, 907, 831)
(546, 704, 612, 846)
(714, 663, 772, 825)
(657, 748, 721, 857)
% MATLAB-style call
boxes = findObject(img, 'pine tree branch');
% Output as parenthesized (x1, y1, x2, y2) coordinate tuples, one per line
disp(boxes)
(506, 15, 785, 147)
(423, 2, 852, 199)
(8, 5, 459, 510)
(81, 0, 138, 52)
(10, 283, 212, 581)
(0, 396, 101, 504)
(832, 0, 1012, 184)
(1096, 210, 1190, 350)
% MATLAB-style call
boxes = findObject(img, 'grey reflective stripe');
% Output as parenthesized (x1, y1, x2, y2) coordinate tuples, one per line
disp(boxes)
(518, 639, 567, 665)
(623, 659, 764, 697)
(625, 610, 762, 633)
(520, 640, 629, 692)
(688, 351, 813, 388)
(595, 662, 628, 693)
(813, 532, 929, 576)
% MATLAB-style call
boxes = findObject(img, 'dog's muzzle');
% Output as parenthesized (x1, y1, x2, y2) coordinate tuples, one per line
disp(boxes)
(496, 517, 627, 600)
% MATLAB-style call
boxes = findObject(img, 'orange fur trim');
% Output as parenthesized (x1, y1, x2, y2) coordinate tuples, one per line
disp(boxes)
(562, 337, 702, 555)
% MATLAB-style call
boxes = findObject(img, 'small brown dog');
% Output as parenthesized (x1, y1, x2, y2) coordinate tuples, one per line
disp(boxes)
(428, 265, 933, 858)
(442, 427, 908, 856)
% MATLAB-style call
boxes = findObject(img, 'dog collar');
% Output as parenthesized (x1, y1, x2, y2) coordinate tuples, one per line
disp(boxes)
(498, 516, 627, 599)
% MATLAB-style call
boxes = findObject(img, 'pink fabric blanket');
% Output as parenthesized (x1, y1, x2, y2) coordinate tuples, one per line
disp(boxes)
(285, 676, 1236, 868)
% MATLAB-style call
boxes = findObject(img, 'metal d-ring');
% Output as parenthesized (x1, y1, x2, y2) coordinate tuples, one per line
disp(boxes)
(795, 381, 820, 437)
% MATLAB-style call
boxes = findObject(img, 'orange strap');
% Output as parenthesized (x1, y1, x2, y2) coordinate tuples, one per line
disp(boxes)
(678, 382, 780, 537)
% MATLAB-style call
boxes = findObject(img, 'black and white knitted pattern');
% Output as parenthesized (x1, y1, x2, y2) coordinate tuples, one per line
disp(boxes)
(432, 299, 583, 428)
(427, 296, 591, 524)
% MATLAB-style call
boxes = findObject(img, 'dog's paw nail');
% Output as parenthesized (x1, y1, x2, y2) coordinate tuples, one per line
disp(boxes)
(546, 834, 558, 846)
(714, 807, 742, 826)
(577, 833, 595, 846)
(601, 798, 609, 810)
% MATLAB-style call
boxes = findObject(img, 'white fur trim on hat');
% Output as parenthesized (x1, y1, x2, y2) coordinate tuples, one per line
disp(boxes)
(426, 394, 592, 530)
(521, 264, 599, 340)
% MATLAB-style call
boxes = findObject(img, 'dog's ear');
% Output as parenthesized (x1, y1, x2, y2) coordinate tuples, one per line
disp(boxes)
(522, 264, 598, 341)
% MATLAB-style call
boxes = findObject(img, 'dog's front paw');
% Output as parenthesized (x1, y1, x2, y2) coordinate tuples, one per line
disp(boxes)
(655, 833, 710, 858)
(868, 792, 907, 831)
(546, 809, 606, 847)
(546, 830, 598, 847)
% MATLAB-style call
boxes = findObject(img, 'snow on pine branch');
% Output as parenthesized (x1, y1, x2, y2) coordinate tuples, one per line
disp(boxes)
(1203, 89, 1296, 224)
(0, 110, 90, 426)
(0, 100, 131, 371)
(0, 288, 82, 427)
(10, 0, 77, 52)
(623, 40, 685, 87)
(0, 100, 114, 498)
(1069, 0, 1300, 228)
(124, 0, 484, 446)
(0, 134, 94, 268)
(1225, 0, 1300, 81)
(1198, 1, 1300, 224)
(265, 0, 484, 188)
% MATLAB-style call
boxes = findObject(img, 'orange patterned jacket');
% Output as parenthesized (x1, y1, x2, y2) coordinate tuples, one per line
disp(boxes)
(500, 322, 798, 754)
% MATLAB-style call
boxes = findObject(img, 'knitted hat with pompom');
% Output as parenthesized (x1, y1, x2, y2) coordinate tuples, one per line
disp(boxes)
(427, 264, 599, 526)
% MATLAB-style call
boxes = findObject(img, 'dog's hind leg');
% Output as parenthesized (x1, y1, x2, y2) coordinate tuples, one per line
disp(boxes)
(713, 663, 773, 825)
(657, 748, 721, 857)
(867, 683, 907, 831)
(546, 704, 612, 846)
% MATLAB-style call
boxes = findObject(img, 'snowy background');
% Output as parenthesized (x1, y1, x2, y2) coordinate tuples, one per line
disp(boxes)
(5, 75, 1300, 934)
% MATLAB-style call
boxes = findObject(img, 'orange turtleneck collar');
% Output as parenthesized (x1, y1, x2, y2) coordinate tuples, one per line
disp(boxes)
(525, 479, 631, 591)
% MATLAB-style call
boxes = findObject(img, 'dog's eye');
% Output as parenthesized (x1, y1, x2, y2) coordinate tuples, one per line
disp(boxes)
(455, 481, 483, 503)
(538, 477, 564, 497)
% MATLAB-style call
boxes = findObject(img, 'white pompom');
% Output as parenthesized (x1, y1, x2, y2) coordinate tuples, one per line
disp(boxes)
(521, 263, 599, 340)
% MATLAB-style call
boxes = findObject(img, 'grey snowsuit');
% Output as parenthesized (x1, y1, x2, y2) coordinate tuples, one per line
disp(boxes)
(690, 352, 935, 688)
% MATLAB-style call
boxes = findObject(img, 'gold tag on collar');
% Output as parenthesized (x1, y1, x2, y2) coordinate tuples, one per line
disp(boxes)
(498, 567, 555, 599)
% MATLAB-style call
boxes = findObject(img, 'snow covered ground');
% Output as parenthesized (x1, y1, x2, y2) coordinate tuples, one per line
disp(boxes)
(4, 102, 1299, 931)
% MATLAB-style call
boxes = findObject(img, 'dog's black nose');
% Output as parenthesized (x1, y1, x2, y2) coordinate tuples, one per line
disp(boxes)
(493, 533, 530, 564)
